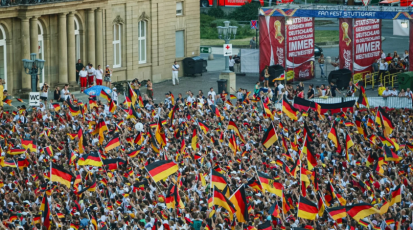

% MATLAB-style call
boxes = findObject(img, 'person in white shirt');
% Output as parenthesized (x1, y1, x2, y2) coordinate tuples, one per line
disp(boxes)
(229, 56, 235, 72)
(79, 67, 88, 92)
(60, 84, 70, 101)
(379, 59, 388, 80)
(382, 87, 392, 98)
(172, 61, 180, 86)
(111, 87, 119, 104)
(207, 87, 216, 99)
(95, 65, 103, 85)
(87, 64, 96, 87)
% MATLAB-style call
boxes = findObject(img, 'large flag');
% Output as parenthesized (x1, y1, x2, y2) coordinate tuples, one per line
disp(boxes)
(77, 153, 103, 167)
(261, 123, 278, 149)
(100, 89, 111, 101)
(198, 121, 210, 134)
(145, 160, 178, 182)
(50, 163, 74, 188)
(282, 191, 290, 214)
(257, 221, 272, 230)
(297, 196, 318, 220)
(345, 132, 354, 161)
(246, 177, 262, 191)
(328, 122, 341, 152)
(300, 165, 310, 197)
(21, 138, 37, 152)
(383, 145, 402, 162)
(211, 169, 228, 191)
(317, 193, 325, 216)
(213, 186, 236, 221)
(105, 136, 121, 152)
(191, 127, 198, 150)
(324, 182, 337, 207)
(293, 97, 355, 114)
(155, 119, 167, 147)
(378, 107, 395, 136)
(346, 203, 380, 221)
(257, 171, 283, 197)
(68, 103, 81, 116)
(165, 183, 185, 209)
(229, 185, 249, 223)
(103, 158, 127, 171)
(389, 185, 402, 206)
(355, 116, 367, 139)
(326, 206, 347, 220)
(228, 120, 246, 143)
(303, 121, 314, 142)
(109, 99, 117, 113)
(282, 96, 298, 120)
(228, 132, 237, 155)
(128, 83, 138, 107)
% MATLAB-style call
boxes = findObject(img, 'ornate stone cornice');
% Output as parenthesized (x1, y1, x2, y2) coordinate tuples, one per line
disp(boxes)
(138, 11, 149, 21)
(113, 15, 124, 25)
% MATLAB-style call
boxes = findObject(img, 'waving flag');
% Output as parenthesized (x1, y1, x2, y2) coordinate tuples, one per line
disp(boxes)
(145, 160, 178, 182)
(50, 163, 74, 188)
(297, 196, 318, 220)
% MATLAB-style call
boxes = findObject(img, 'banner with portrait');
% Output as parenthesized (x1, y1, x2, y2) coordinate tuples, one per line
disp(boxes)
(269, 16, 286, 69)
(286, 17, 315, 81)
(339, 18, 353, 71)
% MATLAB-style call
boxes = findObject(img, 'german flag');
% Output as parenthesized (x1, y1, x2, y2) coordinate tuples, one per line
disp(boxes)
(127, 83, 138, 107)
(103, 158, 126, 171)
(336, 193, 347, 206)
(16, 158, 29, 169)
(105, 136, 121, 152)
(145, 160, 178, 182)
(44, 146, 53, 157)
(68, 103, 81, 116)
(282, 191, 290, 214)
(257, 221, 272, 230)
(230, 94, 237, 100)
(246, 177, 262, 191)
(52, 103, 61, 112)
(67, 133, 78, 140)
(297, 196, 318, 220)
(389, 185, 401, 206)
(384, 145, 402, 162)
(314, 102, 321, 115)
(2, 97, 12, 106)
(100, 89, 111, 101)
(316, 193, 325, 216)
(282, 96, 298, 120)
(33, 214, 41, 224)
(8, 148, 26, 155)
(385, 218, 395, 225)
(328, 122, 340, 150)
(198, 121, 210, 134)
(134, 132, 144, 146)
(70, 223, 80, 230)
(345, 132, 354, 161)
(165, 183, 185, 209)
(358, 219, 369, 227)
(56, 213, 65, 219)
(228, 133, 237, 155)
(378, 107, 394, 136)
(211, 169, 228, 191)
(303, 121, 314, 142)
(302, 137, 317, 170)
(50, 163, 74, 188)
(257, 171, 282, 197)
(127, 148, 141, 158)
(212, 105, 224, 120)
(327, 206, 347, 220)
(293, 97, 355, 114)
(300, 166, 310, 197)
(355, 116, 367, 139)
(261, 123, 278, 149)
(86, 179, 97, 192)
(191, 127, 198, 150)
(109, 99, 117, 113)
(124, 95, 132, 108)
(9, 213, 18, 222)
(346, 203, 380, 221)
(263, 102, 273, 119)
(42, 192, 51, 230)
(378, 135, 400, 151)
(228, 120, 246, 143)
(78, 153, 103, 167)
(213, 186, 236, 221)
(155, 119, 167, 147)
(229, 185, 249, 223)
(374, 157, 385, 175)
(357, 85, 369, 108)
(324, 182, 337, 207)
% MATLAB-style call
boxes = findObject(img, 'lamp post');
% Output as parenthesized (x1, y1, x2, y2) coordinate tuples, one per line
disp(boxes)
(217, 21, 237, 73)
(22, 53, 45, 92)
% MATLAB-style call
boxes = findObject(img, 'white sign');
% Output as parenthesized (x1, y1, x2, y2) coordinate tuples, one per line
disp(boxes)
(223, 44, 233, 56)
(29, 92, 40, 106)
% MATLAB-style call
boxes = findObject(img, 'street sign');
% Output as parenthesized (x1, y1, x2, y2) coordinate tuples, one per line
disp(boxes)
(200, 46, 211, 54)
(251, 20, 257, 29)
(223, 44, 232, 56)
(29, 92, 40, 106)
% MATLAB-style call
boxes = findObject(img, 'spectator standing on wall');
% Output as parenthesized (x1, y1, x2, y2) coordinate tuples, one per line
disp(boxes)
(233, 55, 241, 73)
(229, 56, 235, 72)
(250, 36, 256, 49)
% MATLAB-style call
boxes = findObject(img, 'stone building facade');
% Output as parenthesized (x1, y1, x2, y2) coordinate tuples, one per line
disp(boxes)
(0, 0, 200, 95)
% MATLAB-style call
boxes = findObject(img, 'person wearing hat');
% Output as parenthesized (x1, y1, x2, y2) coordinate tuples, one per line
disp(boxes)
(112, 87, 119, 105)
(104, 65, 112, 88)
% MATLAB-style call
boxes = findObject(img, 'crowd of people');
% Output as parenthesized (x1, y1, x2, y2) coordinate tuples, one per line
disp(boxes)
(0, 76, 412, 230)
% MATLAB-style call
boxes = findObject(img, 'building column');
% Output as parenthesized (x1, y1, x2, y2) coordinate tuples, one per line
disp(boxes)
(59, 13, 68, 83)
(67, 12, 76, 84)
(30, 16, 38, 55)
(20, 17, 31, 90)
(87, 9, 96, 65)
(95, 8, 103, 68)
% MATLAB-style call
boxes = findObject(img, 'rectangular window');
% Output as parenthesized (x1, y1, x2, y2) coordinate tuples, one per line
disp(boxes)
(176, 2, 183, 15)
(113, 24, 122, 68)
(138, 21, 147, 64)
(175, 31, 185, 58)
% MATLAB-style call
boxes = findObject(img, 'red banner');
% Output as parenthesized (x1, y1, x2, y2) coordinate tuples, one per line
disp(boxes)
(286, 17, 315, 81)
(269, 17, 286, 69)
(339, 18, 353, 71)
(353, 19, 381, 74)
(259, 16, 271, 77)
(410, 20, 413, 71)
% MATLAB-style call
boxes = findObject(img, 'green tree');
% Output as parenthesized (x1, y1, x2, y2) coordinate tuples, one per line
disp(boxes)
(228, 2, 261, 21)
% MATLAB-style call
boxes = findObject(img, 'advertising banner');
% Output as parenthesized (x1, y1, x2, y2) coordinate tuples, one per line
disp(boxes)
(259, 8, 413, 20)
(286, 17, 315, 81)
(410, 20, 413, 71)
(269, 16, 286, 69)
(259, 16, 271, 78)
(339, 18, 353, 71)
(353, 19, 381, 74)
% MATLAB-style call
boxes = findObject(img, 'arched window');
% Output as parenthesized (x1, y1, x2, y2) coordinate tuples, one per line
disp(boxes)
(138, 20, 146, 64)
(0, 25, 7, 90)
(74, 17, 80, 61)
(113, 24, 122, 68)
(38, 22, 44, 84)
